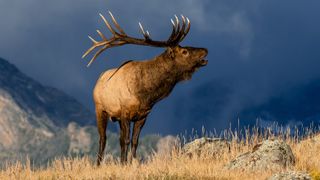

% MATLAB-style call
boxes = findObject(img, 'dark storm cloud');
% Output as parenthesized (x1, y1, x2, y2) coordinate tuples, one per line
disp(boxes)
(1, 0, 320, 135)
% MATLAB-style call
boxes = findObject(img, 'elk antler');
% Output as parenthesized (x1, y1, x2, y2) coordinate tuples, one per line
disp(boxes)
(82, 11, 191, 67)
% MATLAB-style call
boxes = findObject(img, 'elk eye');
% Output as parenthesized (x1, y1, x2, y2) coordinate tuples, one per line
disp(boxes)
(182, 50, 188, 55)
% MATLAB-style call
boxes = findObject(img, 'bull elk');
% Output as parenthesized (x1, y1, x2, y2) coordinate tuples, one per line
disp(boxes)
(83, 11, 208, 165)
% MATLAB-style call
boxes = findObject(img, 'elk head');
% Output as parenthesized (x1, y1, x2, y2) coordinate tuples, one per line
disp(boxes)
(82, 11, 208, 69)
(165, 46, 208, 80)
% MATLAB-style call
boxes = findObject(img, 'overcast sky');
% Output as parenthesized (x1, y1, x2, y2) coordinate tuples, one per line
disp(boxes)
(1, 0, 320, 135)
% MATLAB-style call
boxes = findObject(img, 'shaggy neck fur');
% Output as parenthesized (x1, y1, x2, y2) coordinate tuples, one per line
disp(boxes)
(136, 51, 195, 107)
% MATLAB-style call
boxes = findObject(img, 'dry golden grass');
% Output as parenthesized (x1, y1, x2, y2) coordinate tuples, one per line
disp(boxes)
(1, 128, 319, 180)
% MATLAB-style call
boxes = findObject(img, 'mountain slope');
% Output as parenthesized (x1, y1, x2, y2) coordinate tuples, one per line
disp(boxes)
(0, 89, 55, 150)
(0, 57, 95, 127)
(0, 57, 96, 163)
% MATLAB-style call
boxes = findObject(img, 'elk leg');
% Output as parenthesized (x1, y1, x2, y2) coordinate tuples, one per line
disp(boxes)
(131, 118, 146, 159)
(119, 120, 130, 163)
(96, 108, 108, 166)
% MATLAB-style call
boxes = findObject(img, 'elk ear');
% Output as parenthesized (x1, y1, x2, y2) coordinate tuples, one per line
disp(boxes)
(167, 47, 175, 59)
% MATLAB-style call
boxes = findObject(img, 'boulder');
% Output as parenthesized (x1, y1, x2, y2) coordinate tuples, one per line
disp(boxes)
(225, 139, 295, 171)
(182, 137, 230, 158)
(268, 171, 311, 180)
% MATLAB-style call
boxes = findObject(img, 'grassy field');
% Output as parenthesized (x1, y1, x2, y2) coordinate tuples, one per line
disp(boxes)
(1, 127, 320, 180)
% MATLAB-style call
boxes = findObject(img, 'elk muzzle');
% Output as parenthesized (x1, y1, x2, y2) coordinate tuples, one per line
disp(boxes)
(198, 48, 208, 66)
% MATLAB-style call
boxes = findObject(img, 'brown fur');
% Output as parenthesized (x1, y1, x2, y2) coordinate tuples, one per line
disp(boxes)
(94, 45, 208, 165)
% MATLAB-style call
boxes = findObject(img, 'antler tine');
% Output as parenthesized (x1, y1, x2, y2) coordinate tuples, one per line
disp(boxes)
(146, 30, 151, 37)
(82, 33, 109, 59)
(138, 22, 146, 36)
(96, 30, 107, 41)
(181, 15, 187, 32)
(82, 40, 107, 58)
(108, 11, 126, 35)
(138, 22, 151, 40)
(167, 18, 177, 43)
(82, 35, 100, 58)
(179, 17, 191, 42)
(174, 15, 187, 43)
(87, 45, 108, 67)
(171, 19, 176, 27)
(84, 12, 126, 62)
(88, 35, 98, 44)
(99, 13, 117, 35)
(82, 44, 97, 59)
(174, 15, 180, 34)
(86, 41, 128, 67)
(185, 17, 191, 35)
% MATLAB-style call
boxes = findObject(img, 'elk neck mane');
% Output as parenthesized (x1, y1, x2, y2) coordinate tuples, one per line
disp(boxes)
(134, 50, 192, 107)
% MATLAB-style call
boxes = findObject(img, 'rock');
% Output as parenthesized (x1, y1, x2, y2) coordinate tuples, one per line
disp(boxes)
(182, 137, 230, 158)
(156, 135, 180, 156)
(225, 139, 295, 171)
(268, 171, 311, 180)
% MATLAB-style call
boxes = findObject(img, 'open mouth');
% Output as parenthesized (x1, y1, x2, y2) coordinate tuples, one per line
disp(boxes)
(195, 52, 208, 67)
(199, 59, 208, 66)
(198, 53, 208, 66)
(199, 52, 208, 66)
